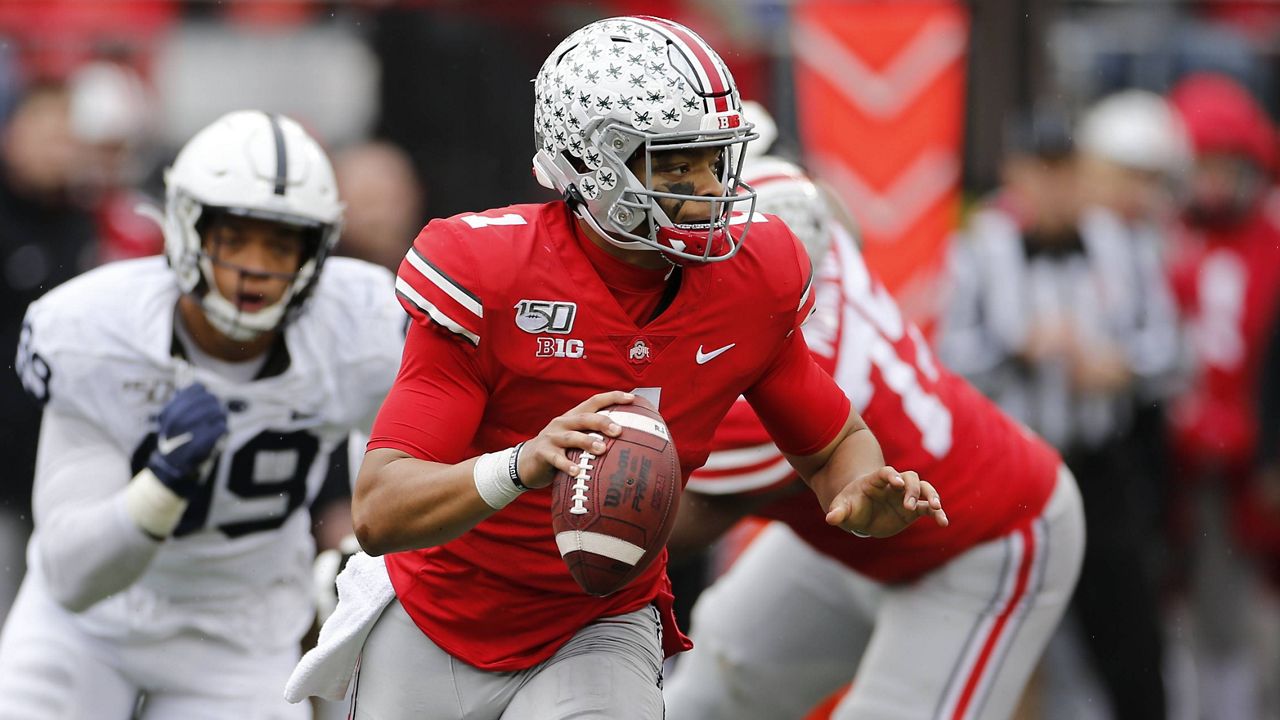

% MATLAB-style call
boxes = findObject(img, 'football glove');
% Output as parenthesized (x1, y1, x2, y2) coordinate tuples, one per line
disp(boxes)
(147, 383, 228, 498)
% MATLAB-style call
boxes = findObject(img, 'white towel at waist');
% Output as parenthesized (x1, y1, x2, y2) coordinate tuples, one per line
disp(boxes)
(285, 551, 395, 703)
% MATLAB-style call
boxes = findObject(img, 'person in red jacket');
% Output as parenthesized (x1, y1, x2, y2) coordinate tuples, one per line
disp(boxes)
(1166, 71, 1280, 720)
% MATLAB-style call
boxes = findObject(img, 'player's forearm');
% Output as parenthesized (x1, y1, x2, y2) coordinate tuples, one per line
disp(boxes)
(352, 448, 500, 555)
(38, 493, 162, 612)
(32, 410, 164, 612)
(796, 419, 885, 513)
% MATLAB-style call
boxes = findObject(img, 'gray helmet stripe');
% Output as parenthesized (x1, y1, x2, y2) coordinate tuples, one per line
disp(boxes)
(265, 112, 288, 195)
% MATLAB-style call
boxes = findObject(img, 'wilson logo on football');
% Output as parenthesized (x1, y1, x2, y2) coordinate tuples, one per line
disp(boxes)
(514, 299, 577, 334)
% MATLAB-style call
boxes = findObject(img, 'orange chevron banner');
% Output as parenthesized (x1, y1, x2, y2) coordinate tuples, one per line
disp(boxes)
(793, 0, 968, 328)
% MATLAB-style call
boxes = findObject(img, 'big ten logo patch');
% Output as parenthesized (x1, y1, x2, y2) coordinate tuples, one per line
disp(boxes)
(536, 337, 586, 359)
(514, 299, 577, 334)
(701, 111, 742, 131)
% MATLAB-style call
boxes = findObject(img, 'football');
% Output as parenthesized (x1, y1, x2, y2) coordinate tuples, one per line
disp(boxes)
(551, 396, 681, 596)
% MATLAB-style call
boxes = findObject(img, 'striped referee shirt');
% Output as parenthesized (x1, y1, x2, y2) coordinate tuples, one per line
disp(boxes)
(937, 204, 1181, 451)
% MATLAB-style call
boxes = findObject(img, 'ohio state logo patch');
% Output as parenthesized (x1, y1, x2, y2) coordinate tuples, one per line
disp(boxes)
(608, 334, 674, 375)
(628, 338, 651, 364)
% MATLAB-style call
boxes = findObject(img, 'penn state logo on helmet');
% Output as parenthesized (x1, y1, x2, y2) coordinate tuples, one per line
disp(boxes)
(531, 16, 759, 264)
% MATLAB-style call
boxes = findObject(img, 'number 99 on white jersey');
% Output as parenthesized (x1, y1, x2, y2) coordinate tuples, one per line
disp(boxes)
(20, 256, 406, 608)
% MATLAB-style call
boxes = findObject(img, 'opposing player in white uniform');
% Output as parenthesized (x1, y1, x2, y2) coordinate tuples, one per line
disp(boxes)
(663, 155, 1085, 720)
(0, 111, 405, 719)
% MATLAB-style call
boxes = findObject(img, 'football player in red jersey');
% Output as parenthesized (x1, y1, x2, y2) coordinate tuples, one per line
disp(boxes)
(662, 153, 1086, 720)
(1164, 72, 1280, 720)
(286, 16, 947, 720)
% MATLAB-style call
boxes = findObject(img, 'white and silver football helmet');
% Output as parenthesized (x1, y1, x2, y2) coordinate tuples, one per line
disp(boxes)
(532, 16, 758, 264)
(161, 110, 343, 341)
(741, 155, 836, 268)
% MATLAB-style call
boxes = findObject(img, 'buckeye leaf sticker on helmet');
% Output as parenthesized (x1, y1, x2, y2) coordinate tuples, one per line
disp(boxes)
(530, 16, 760, 265)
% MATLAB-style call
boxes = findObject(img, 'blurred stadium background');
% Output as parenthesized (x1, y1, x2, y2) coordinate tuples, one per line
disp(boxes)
(2, 1, 1280, 719)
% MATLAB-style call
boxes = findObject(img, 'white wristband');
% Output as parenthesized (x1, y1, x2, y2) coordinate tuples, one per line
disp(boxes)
(123, 468, 190, 539)
(473, 444, 527, 510)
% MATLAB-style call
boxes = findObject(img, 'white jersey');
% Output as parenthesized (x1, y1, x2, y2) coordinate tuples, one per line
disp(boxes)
(18, 256, 404, 648)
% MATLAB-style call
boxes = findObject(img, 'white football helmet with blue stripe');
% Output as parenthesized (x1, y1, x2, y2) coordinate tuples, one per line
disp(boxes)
(162, 111, 343, 340)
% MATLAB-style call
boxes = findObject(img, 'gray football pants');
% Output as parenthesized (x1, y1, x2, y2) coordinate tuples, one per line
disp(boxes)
(350, 598, 665, 719)
(665, 465, 1085, 720)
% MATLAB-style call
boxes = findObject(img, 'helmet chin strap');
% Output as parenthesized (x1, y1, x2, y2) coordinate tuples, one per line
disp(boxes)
(196, 255, 293, 342)
(579, 196, 733, 265)
(200, 291, 286, 342)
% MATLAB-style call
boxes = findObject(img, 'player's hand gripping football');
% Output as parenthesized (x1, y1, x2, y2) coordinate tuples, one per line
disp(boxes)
(147, 383, 229, 499)
(516, 391, 636, 490)
(825, 466, 949, 538)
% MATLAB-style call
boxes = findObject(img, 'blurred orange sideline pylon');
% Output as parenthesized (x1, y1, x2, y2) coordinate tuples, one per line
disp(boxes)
(793, 0, 968, 334)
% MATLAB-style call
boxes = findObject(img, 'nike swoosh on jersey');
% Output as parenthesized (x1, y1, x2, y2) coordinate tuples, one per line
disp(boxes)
(695, 343, 736, 365)
(156, 432, 193, 455)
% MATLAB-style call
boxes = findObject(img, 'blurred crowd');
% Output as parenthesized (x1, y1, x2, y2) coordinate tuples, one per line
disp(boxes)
(2, 1, 1280, 719)
(938, 72, 1280, 719)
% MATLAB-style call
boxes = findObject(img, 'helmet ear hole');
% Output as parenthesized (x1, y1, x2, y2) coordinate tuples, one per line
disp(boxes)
(561, 151, 591, 176)
(193, 206, 228, 245)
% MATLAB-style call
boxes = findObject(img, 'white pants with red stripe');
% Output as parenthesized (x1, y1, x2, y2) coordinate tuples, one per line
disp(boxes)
(665, 466, 1084, 720)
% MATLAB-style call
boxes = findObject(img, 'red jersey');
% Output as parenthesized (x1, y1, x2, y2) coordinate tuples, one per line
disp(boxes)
(689, 227, 1061, 584)
(1167, 200, 1280, 473)
(368, 202, 850, 670)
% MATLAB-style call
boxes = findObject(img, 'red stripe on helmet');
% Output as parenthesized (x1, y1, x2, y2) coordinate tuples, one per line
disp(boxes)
(636, 16, 731, 113)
